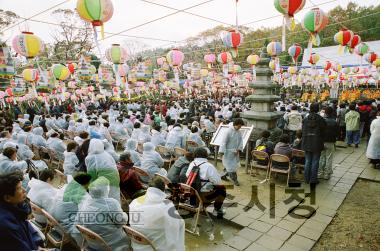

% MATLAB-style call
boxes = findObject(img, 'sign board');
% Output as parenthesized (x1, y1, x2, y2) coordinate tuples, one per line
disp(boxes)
(210, 125, 254, 149)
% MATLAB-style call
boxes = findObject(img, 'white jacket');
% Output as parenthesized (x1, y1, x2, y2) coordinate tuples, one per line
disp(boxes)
(129, 187, 185, 251)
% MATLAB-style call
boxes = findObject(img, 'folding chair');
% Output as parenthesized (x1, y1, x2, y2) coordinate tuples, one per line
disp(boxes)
(41, 209, 72, 250)
(177, 183, 213, 235)
(29, 201, 47, 234)
(54, 169, 67, 188)
(134, 166, 151, 187)
(48, 149, 63, 170)
(123, 225, 157, 251)
(173, 147, 187, 158)
(39, 146, 52, 166)
(76, 225, 112, 251)
(154, 173, 171, 186)
(155, 145, 176, 169)
(292, 149, 305, 174)
(251, 150, 270, 178)
(31, 144, 41, 160)
(268, 154, 292, 187)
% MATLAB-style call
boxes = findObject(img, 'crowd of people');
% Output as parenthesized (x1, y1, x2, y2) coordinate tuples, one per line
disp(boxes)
(0, 93, 379, 250)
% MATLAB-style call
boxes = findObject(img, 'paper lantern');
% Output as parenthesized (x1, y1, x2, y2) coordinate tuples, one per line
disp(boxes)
(351, 67, 360, 74)
(355, 43, 369, 56)
(12, 31, 44, 59)
(217, 52, 232, 64)
(348, 34, 361, 51)
(269, 60, 276, 70)
(233, 65, 242, 73)
(374, 58, 380, 67)
(308, 53, 320, 65)
(22, 68, 39, 82)
(302, 8, 329, 46)
(105, 44, 127, 64)
(51, 64, 70, 81)
(0, 91, 4, 99)
(166, 49, 184, 67)
(222, 30, 243, 57)
(364, 52, 377, 64)
(200, 69, 209, 78)
(89, 65, 97, 74)
(156, 57, 166, 66)
(5, 88, 13, 96)
(287, 66, 297, 74)
(274, 0, 306, 23)
(246, 54, 260, 66)
(267, 41, 282, 57)
(118, 64, 129, 77)
(323, 61, 332, 71)
(342, 67, 350, 74)
(334, 29, 354, 47)
(204, 54, 216, 68)
(288, 43, 302, 63)
(332, 63, 342, 72)
(67, 62, 77, 74)
(76, 0, 113, 27)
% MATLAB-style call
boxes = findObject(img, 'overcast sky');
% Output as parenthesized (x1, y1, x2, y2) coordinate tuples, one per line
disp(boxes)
(1, 0, 378, 55)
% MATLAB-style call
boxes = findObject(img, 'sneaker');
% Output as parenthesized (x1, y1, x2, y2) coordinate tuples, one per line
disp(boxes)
(213, 208, 226, 217)
(221, 175, 230, 181)
(347, 144, 352, 147)
(355, 144, 359, 148)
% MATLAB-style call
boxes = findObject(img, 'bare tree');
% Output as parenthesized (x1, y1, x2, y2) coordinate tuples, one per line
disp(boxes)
(122, 39, 149, 64)
(0, 9, 19, 36)
(49, 9, 94, 63)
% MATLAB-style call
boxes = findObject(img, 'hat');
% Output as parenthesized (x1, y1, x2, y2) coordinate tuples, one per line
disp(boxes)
(3, 142, 18, 150)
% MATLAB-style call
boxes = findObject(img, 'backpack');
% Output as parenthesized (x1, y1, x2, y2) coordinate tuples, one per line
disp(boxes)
(254, 144, 269, 165)
(276, 116, 287, 130)
(186, 162, 206, 192)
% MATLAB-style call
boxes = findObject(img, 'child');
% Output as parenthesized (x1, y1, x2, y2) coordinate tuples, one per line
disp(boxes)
(63, 141, 80, 176)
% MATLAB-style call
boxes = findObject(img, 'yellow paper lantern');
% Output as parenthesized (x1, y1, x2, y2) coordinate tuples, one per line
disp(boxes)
(12, 31, 44, 59)
(200, 69, 209, 77)
(22, 68, 39, 82)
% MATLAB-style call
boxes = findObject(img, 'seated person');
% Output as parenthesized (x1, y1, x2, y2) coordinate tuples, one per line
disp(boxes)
(64, 141, 80, 176)
(187, 126, 209, 154)
(0, 172, 45, 250)
(31, 127, 47, 147)
(186, 147, 226, 217)
(74, 131, 90, 146)
(78, 177, 129, 251)
(16, 134, 34, 161)
(117, 152, 146, 199)
(129, 177, 185, 251)
(50, 173, 92, 246)
(47, 130, 66, 161)
(141, 142, 167, 182)
(292, 130, 305, 166)
(124, 139, 142, 167)
(273, 134, 292, 170)
(103, 139, 120, 162)
(254, 130, 275, 165)
(27, 169, 58, 225)
(167, 152, 194, 183)
(151, 124, 166, 147)
(0, 146, 27, 175)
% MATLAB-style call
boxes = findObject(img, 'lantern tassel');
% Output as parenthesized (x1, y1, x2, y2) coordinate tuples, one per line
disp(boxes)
(338, 45, 344, 55)
(208, 63, 211, 69)
(281, 17, 286, 52)
(101, 24, 105, 40)
(252, 65, 256, 82)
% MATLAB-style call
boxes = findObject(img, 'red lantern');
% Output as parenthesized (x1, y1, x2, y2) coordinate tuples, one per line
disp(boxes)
(348, 34, 361, 51)
(5, 88, 13, 96)
(67, 62, 77, 74)
(323, 61, 332, 71)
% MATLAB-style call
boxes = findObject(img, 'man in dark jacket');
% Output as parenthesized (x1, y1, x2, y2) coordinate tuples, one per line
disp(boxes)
(318, 107, 338, 180)
(302, 103, 326, 184)
(0, 172, 45, 251)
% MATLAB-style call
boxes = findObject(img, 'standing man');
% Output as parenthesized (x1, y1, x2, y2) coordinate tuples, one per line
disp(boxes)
(345, 103, 361, 148)
(219, 118, 244, 186)
(284, 105, 303, 143)
(302, 103, 326, 184)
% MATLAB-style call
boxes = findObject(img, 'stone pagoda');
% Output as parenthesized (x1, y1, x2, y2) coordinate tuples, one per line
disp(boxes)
(242, 49, 282, 140)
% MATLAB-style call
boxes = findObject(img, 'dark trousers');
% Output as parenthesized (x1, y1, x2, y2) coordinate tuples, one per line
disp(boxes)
(339, 125, 346, 141)
(201, 185, 227, 210)
(304, 151, 321, 184)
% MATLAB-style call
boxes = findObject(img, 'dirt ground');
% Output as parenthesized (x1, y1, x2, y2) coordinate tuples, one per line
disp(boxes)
(312, 179, 380, 251)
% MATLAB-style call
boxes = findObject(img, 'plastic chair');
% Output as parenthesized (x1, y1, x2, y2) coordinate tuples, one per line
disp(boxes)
(54, 169, 67, 188)
(154, 173, 171, 186)
(31, 144, 41, 160)
(123, 225, 157, 251)
(41, 209, 71, 250)
(76, 225, 112, 251)
(39, 146, 52, 166)
(251, 150, 270, 177)
(268, 154, 292, 187)
(48, 148, 63, 170)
